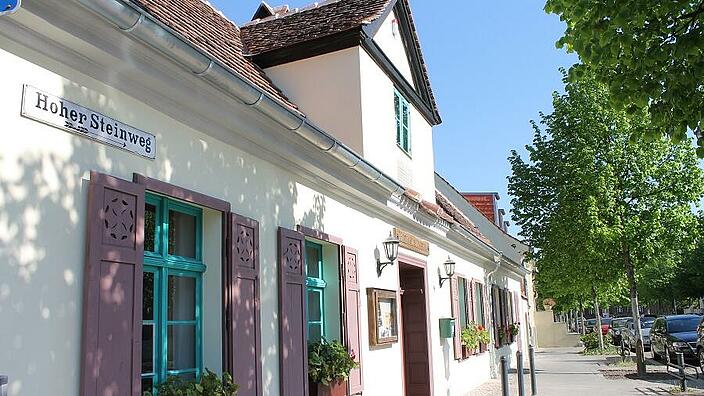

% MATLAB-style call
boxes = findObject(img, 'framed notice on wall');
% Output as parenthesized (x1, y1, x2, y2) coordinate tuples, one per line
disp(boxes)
(367, 288, 398, 346)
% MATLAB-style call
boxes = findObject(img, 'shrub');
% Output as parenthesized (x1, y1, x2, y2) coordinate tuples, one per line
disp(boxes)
(580, 332, 601, 350)
(308, 339, 358, 386)
(143, 369, 238, 396)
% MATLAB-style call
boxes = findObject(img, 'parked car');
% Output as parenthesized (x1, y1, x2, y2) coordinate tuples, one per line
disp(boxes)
(622, 316, 656, 351)
(599, 317, 612, 337)
(696, 319, 704, 369)
(610, 317, 631, 346)
(585, 318, 597, 333)
(650, 315, 703, 362)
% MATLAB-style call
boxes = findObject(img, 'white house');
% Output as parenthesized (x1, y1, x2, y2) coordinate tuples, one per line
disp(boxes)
(0, 0, 534, 395)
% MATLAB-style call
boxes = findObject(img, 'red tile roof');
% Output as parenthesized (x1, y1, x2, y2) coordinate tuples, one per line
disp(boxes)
(131, 0, 298, 110)
(240, 0, 441, 124)
(241, 0, 392, 55)
(436, 191, 494, 247)
(462, 193, 499, 224)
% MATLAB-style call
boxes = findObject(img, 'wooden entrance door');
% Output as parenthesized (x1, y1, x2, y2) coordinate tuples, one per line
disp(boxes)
(400, 265, 431, 396)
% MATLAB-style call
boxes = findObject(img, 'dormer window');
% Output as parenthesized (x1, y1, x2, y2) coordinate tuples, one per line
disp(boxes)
(395, 90, 411, 155)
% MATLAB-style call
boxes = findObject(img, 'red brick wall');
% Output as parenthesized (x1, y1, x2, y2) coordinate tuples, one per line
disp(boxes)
(461, 193, 498, 224)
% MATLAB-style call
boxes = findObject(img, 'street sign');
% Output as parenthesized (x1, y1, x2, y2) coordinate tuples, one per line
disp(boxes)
(0, 0, 20, 17)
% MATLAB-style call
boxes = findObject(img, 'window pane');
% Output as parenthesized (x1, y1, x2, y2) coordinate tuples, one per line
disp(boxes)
(307, 289, 322, 322)
(309, 323, 323, 342)
(143, 272, 154, 321)
(145, 203, 157, 253)
(142, 324, 154, 373)
(474, 285, 485, 325)
(167, 325, 196, 370)
(168, 275, 196, 321)
(305, 245, 321, 279)
(402, 102, 409, 127)
(175, 372, 197, 382)
(141, 377, 153, 395)
(168, 210, 197, 258)
(458, 279, 468, 327)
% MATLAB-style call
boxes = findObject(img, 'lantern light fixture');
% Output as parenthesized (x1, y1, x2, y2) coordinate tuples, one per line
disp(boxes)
(438, 256, 456, 287)
(377, 232, 400, 276)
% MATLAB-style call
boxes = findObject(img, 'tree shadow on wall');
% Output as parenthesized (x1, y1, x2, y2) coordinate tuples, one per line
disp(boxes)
(0, 60, 328, 395)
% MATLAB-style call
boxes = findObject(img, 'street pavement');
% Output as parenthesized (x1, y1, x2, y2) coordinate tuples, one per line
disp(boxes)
(469, 347, 704, 396)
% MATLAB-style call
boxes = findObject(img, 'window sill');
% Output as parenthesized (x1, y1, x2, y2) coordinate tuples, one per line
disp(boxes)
(396, 144, 412, 159)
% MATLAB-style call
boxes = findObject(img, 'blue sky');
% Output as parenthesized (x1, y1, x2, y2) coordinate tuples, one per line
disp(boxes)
(209, 0, 577, 235)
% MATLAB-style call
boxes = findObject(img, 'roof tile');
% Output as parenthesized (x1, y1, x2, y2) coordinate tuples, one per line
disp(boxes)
(131, 0, 298, 110)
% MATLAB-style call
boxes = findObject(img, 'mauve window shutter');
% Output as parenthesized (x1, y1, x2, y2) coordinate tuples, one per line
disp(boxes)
(278, 227, 308, 396)
(343, 246, 364, 394)
(80, 171, 145, 396)
(450, 276, 462, 359)
(228, 213, 262, 396)
(492, 285, 500, 347)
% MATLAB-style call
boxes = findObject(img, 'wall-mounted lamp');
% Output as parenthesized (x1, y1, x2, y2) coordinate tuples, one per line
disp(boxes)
(377, 233, 400, 276)
(438, 256, 456, 287)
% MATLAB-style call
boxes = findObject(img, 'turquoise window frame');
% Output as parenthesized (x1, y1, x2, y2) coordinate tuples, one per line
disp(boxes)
(305, 241, 326, 342)
(394, 89, 411, 155)
(142, 193, 204, 395)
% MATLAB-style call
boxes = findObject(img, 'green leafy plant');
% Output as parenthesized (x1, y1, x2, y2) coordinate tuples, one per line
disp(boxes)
(142, 369, 238, 396)
(308, 340, 358, 386)
(508, 323, 520, 337)
(460, 323, 490, 350)
(580, 332, 601, 351)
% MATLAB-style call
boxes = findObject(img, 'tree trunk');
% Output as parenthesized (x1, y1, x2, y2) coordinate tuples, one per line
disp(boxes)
(624, 247, 646, 376)
(579, 300, 586, 335)
(592, 286, 604, 350)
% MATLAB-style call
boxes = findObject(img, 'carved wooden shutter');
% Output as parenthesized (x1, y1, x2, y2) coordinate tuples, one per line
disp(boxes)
(450, 276, 462, 359)
(343, 246, 364, 394)
(227, 213, 262, 396)
(278, 227, 308, 396)
(80, 171, 145, 396)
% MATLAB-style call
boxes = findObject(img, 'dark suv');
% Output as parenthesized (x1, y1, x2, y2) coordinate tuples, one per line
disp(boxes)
(697, 318, 704, 369)
(651, 315, 703, 362)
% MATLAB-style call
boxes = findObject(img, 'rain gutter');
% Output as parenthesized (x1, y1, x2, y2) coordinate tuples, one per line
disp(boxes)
(75, 0, 405, 198)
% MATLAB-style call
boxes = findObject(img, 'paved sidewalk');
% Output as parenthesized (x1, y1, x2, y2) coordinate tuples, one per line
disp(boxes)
(469, 347, 704, 396)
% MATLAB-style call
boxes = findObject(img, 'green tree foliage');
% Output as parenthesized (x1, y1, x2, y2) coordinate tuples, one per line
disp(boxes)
(509, 71, 703, 374)
(544, 0, 704, 149)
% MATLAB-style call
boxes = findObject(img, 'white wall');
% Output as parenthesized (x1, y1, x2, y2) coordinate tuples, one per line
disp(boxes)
(372, 9, 415, 86)
(425, 246, 494, 395)
(263, 48, 364, 154)
(0, 13, 498, 396)
(0, 40, 412, 395)
(359, 50, 436, 201)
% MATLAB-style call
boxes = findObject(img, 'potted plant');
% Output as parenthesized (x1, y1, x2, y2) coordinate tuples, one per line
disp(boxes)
(143, 369, 238, 396)
(460, 322, 491, 353)
(308, 339, 358, 396)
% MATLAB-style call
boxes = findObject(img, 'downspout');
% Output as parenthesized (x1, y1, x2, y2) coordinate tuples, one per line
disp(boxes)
(74, 0, 405, 198)
(485, 253, 502, 379)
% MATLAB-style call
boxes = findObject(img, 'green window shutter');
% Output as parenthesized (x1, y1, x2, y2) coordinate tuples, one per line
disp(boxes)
(458, 278, 468, 328)
(395, 91, 402, 146)
(394, 89, 411, 154)
(402, 100, 411, 153)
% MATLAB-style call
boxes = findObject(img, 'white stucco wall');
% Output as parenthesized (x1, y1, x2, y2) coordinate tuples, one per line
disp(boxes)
(0, 7, 512, 396)
(425, 247, 494, 395)
(359, 50, 436, 201)
(372, 9, 415, 86)
(263, 48, 364, 154)
(0, 39, 415, 396)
